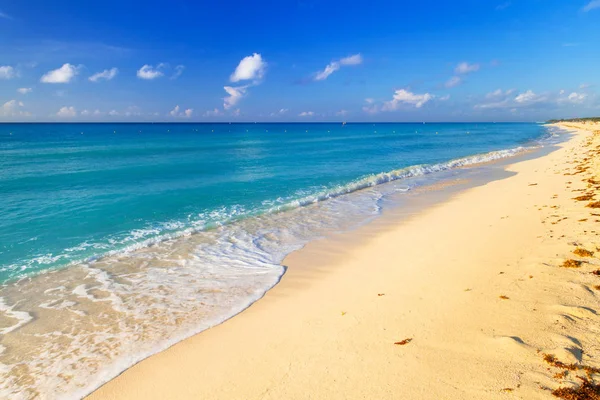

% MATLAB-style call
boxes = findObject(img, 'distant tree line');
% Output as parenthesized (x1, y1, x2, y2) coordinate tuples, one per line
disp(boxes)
(547, 117, 600, 123)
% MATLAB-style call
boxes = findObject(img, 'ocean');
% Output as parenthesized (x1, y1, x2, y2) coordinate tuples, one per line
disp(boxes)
(0, 122, 559, 399)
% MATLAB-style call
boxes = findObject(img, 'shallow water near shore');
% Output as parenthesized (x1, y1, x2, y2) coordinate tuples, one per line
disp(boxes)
(0, 123, 565, 399)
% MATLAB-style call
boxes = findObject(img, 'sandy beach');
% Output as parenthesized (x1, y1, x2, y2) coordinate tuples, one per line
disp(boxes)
(88, 122, 600, 400)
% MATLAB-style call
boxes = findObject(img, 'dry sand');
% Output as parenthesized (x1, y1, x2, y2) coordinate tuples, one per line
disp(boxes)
(89, 121, 600, 400)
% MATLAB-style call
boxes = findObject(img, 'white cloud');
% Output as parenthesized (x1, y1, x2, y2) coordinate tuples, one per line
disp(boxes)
(89, 67, 118, 82)
(583, 0, 600, 11)
(169, 105, 180, 117)
(299, 111, 315, 117)
(41, 64, 80, 83)
(514, 90, 544, 104)
(339, 54, 363, 66)
(314, 53, 363, 81)
(580, 83, 591, 89)
(2, 100, 30, 117)
(0, 66, 16, 79)
(382, 89, 433, 110)
(108, 110, 119, 116)
(336, 109, 349, 116)
(439, 95, 451, 101)
(455, 62, 480, 74)
(56, 106, 77, 118)
(445, 76, 462, 88)
(475, 89, 549, 109)
(81, 110, 90, 116)
(365, 98, 375, 104)
(137, 64, 165, 80)
(223, 85, 248, 109)
(17, 87, 32, 94)
(171, 65, 185, 79)
(169, 105, 193, 118)
(567, 92, 587, 103)
(230, 53, 266, 82)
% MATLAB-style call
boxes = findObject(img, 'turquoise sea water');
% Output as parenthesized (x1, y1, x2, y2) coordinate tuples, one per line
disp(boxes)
(1, 123, 546, 281)
(0, 122, 556, 399)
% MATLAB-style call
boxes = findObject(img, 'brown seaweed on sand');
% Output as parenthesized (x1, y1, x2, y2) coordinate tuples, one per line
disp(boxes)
(573, 248, 594, 257)
(574, 194, 595, 202)
(394, 338, 413, 345)
(499, 295, 510, 300)
(586, 202, 600, 209)
(551, 377, 600, 399)
(562, 260, 583, 268)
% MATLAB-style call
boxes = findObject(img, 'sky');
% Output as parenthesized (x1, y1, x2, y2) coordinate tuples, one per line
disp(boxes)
(0, 0, 599, 122)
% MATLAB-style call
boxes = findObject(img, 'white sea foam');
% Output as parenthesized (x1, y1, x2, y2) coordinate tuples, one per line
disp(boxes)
(0, 298, 33, 335)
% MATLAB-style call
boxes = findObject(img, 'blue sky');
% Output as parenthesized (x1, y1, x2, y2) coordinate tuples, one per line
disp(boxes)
(1, 0, 599, 122)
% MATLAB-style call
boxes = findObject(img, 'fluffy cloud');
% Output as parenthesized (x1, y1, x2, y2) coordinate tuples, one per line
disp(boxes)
(223, 85, 248, 110)
(0, 66, 16, 79)
(455, 62, 480, 74)
(56, 106, 77, 118)
(89, 67, 118, 82)
(299, 111, 315, 117)
(445, 76, 462, 88)
(363, 89, 434, 114)
(41, 64, 80, 83)
(314, 53, 363, 81)
(514, 90, 546, 104)
(565, 92, 588, 104)
(17, 87, 32, 94)
(583, 0, 600, 11)
(137, 64, 165, 80)
(230, 53, 266, 82)
(2, 100, 30, 117)
(383, 89, 433, 110)
(169, 105, 193, 117)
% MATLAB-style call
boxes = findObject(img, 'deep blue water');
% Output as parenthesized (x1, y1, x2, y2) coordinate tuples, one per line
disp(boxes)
(0, 123, 546, 283)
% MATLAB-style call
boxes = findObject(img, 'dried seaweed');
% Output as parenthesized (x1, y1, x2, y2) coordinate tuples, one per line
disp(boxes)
(562, 260, 583, 268)
(573, 248, 594, 257)
(574, 194, 595, 202)
(551, 377, 600, 399)
(394, 338, 413, 345)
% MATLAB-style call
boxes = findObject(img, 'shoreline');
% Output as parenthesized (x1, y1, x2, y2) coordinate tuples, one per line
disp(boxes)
(87, 121, 600, 399)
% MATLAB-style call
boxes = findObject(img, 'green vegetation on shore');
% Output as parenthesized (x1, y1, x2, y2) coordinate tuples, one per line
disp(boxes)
(548, 117, 600, 123)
